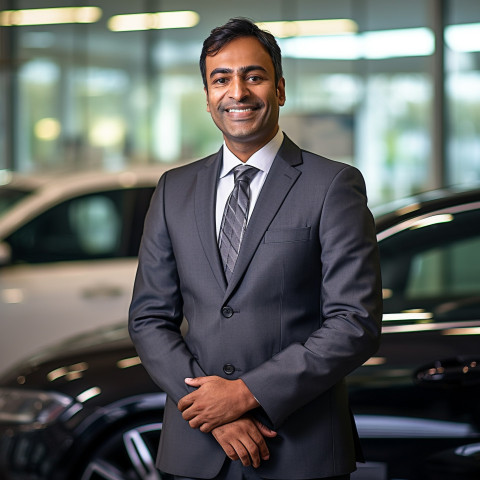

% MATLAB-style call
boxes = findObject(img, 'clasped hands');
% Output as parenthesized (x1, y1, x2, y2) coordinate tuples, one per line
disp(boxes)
(177, 375, 276, 468)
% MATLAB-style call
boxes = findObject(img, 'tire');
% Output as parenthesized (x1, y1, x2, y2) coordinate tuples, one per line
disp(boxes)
(78, 419, 173, 480)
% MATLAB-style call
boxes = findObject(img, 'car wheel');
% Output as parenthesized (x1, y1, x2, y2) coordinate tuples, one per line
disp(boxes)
(79, 420, 173, 480)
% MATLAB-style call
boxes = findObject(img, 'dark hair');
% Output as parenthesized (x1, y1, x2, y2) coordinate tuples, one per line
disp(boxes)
(200, 17, 283, 89)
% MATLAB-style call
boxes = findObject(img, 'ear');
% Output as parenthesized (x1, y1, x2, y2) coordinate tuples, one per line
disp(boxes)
(204, 87, 210, 112)
(276, 78, 286, 106)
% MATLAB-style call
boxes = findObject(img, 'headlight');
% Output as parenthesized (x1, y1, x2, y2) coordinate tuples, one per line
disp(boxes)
(0, 388, 74, 426)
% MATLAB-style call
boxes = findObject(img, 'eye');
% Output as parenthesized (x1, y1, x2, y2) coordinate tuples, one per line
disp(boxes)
(212, 77, 228, 85)
(247, 75, 262, 82)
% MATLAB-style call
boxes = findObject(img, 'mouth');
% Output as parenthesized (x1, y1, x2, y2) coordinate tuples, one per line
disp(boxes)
(223, 105, 260, 113)
(227, 108, 253, 113)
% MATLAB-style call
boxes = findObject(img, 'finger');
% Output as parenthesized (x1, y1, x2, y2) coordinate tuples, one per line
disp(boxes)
(218, 440, 239, 461)
(189, 418, 203, 430)
(184, 376, 209, 387)
(199, 422, 213, 433)
(253, 418, 277, 438)
(247, 427, 270, 462)
(231, 441, 251, 467)
(177, 394, 194, 412)
(242, 436, 262, 468)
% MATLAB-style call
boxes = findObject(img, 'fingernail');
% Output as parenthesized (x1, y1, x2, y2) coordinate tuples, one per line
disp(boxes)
(185, 377, 193, 382)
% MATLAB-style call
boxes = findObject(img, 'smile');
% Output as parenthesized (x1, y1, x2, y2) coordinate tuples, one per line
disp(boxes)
(226, 108, 255, 113)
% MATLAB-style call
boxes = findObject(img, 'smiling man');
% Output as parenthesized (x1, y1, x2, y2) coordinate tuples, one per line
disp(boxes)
(129, 17, 382, 480)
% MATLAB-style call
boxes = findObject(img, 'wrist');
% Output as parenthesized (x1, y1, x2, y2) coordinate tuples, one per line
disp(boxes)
(237, 379, 260, 410)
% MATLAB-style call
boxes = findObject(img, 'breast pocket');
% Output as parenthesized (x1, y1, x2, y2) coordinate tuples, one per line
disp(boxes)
(264, 226, 311, 243)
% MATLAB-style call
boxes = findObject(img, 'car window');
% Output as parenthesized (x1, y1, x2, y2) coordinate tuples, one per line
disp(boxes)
(5, 187, 154, 264)
(406, 236, 480, 298)
(380, 207, 480, 321)
(0, 187, 32, 217)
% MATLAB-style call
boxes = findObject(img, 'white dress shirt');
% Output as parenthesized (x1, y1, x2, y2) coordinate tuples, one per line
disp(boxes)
(215, 129, 284, 238)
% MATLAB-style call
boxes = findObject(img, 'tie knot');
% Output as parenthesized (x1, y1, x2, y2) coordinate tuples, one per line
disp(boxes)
(233, 164, 258, 184)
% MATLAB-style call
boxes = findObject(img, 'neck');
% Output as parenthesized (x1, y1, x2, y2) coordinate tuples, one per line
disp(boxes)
(225, 127, 279, 163)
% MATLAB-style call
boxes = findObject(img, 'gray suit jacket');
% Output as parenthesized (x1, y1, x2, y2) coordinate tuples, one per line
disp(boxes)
(129, 135, 382, 479)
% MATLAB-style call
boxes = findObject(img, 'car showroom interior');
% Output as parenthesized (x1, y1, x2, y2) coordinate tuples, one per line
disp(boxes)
(0, 1, 479, 479)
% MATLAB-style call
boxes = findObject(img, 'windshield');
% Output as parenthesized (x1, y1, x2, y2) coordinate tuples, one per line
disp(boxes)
(0, 188, 32, 217)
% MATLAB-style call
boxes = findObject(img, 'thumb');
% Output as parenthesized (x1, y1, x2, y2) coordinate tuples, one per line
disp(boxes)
(254, 418, 277, 438)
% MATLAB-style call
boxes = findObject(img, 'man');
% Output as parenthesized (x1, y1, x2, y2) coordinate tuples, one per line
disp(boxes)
(129, 17, 382, 480)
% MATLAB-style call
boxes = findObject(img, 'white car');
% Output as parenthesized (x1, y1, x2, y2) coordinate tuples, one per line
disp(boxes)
(0, 166, 173, 374)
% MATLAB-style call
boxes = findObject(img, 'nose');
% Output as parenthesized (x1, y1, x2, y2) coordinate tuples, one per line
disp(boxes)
(229, 76, 249, 101)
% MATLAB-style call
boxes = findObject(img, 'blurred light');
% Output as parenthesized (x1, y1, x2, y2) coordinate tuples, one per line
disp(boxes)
(281, 35, 359, 60)
(363, 357, 387, 366)
(280, 27, 434, 60)
(117, 356, 141, 369)
(364, 28, 434, 59)
(383, 312, 433, 322)
(108, 10, 199, 32)
(455, 443, 480, 457)
(34, 118, 61, 141)
(47, 362, 88, 382)
(396, 203, 421, 216)
(0, 7, 102, 26)
(76, 387, 101, 403)
(382, 288, 393, 299)
(446, 23, 480, 53)
(89, 117, 125, 147)
(1, 288, 24, 304)
(0, 170, 13, 186)
(382, 320, 480, 334)
(442, 327, 480, 336)
(118, 172, 139, 188)
(410, 214, 454, 230)
(256, 19, 358, 38)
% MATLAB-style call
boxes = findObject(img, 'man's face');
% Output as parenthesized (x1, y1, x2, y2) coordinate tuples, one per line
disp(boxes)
(204, 36, 286, 157)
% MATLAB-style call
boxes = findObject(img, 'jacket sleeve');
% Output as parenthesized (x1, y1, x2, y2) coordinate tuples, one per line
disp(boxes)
(128, 172, 206, 404)
(240, 165, 382, 428)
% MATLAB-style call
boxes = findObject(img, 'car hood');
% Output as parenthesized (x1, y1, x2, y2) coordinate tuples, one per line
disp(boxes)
(0, 321, 156, 404)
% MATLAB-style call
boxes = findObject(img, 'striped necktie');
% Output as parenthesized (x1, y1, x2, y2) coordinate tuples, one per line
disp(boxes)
(218, 164, 259, 282)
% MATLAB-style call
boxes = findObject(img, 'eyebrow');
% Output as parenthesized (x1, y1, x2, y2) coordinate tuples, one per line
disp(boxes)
(209, 65, 268, 79)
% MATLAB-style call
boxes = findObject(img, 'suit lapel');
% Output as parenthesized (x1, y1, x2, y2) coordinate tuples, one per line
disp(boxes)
(194, 148, 227, 291)
(224, 136, 303, 300)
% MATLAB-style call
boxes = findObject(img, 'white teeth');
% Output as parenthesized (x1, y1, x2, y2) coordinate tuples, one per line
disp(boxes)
(228, 108, 252, 112)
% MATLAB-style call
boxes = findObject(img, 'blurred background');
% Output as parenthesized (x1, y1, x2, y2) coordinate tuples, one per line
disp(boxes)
(1, 3, 480, 479)
(1, 0, 479, 207)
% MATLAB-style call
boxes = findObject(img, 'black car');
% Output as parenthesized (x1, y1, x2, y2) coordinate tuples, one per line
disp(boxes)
(1, 188, 480, 480)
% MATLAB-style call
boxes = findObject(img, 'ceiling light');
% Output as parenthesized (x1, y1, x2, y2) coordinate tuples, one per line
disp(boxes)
(446, 23, 480, 53)
(257, 19, 358, 38)
(108, 10, 199, 32)
(0, 7, 102, 26)
(280, 27, 434, 60)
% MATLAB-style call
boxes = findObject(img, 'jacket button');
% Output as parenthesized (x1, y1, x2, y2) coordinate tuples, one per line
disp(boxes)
(221, 306, 234, 318)
(223, 364, 235, 375)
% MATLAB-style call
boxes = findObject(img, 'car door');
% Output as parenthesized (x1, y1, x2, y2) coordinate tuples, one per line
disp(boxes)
(349, 202, 480, 480)
(0, 186, 154, 375)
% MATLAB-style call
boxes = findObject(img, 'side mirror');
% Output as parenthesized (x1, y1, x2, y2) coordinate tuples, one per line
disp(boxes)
(415, 357, 480, 388)
(0, 241, 12, 266)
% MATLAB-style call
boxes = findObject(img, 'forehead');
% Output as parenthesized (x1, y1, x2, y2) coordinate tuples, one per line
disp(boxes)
(205, 36, 274, 74)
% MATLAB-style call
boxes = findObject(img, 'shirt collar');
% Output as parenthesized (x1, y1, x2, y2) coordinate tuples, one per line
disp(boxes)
(220, 129, 284, 179)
